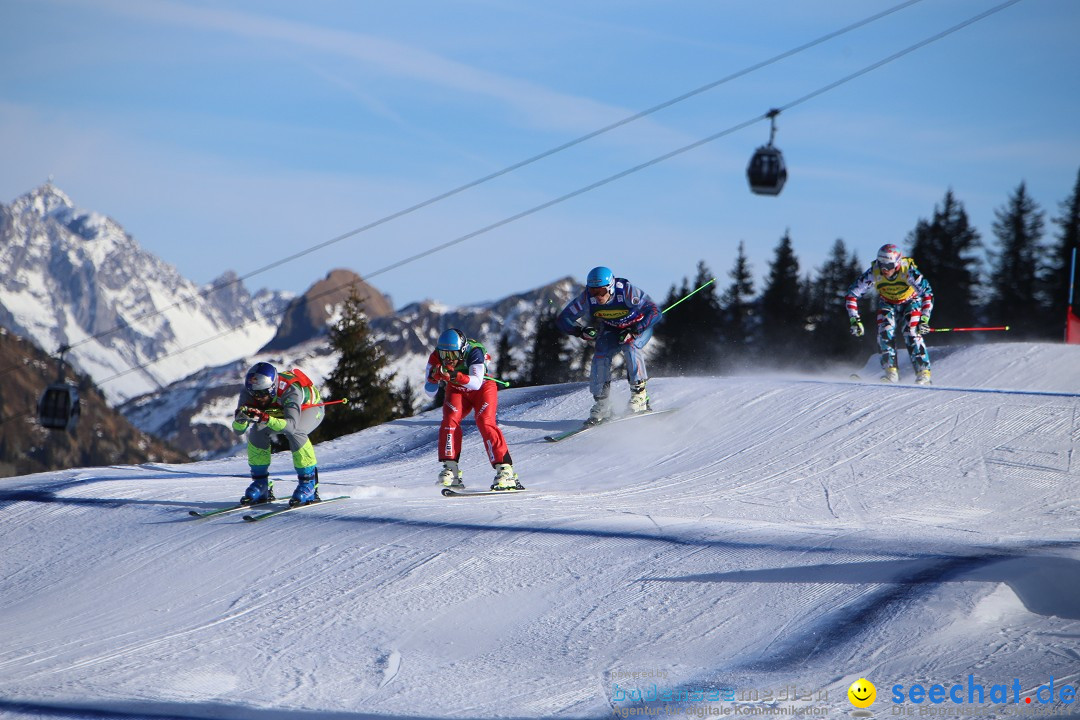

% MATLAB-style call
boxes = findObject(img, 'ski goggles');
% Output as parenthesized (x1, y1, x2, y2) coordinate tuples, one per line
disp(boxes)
(438, 349, 462, 365)
(588, 285, 612, 298)
(248, 387, 273, 406)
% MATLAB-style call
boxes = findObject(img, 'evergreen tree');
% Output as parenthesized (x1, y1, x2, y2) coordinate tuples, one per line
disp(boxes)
(1049, 168, 1080, 337)
(907, 189, 981, 337)
(574, 334, 595, 382)
(651, 261, 721, 375)
(395, 379, 418, 418)
(526, 310, 573, 386)
(807, 239, 863, 360)
(757, 231, 807, 362)
(314, 288, 400, 442)
(652, 280, 688, 375)
(494, 331, 516, 387)
(717, 241, 756, 370)
(986, 182, 1048, 338)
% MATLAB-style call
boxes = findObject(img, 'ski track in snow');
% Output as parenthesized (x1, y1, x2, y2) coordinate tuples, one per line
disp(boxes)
(0, 343, 1078, 719)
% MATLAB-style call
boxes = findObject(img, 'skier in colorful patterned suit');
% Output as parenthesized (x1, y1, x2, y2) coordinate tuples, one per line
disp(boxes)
(423, 328, 522, 492)
(557, 266, 662, 425)
(232, 362, 325, 506)
(845, 244, 935, 385)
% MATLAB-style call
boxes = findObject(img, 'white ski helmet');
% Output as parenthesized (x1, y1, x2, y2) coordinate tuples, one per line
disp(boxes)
(876, 244, 901, 272)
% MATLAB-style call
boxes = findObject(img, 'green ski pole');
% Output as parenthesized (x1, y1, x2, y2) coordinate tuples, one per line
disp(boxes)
(662, 278, 716, 314)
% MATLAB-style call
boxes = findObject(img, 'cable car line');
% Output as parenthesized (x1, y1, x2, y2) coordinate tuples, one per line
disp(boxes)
(27, 0, 928, 365)
(2, 0, 1026, 430)
(84, 0, 1028, 395)
(774, 0, 1023, 115)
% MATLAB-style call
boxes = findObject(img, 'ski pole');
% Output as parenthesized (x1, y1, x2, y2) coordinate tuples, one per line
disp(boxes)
(928, 326, 1010, 333)
(485, 375, 511, 387)
(662, 278, 717, 314)
(312, 398, 349, 407)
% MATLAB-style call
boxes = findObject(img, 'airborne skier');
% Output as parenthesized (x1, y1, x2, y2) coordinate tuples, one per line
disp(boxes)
(556, 266, 662, 425)
(845, 244, 935, 385)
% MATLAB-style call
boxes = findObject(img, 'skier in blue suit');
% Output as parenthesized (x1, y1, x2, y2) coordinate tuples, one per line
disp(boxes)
(557, 266, 662, 425)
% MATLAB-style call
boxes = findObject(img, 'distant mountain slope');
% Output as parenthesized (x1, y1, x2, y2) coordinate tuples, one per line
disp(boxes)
(260, 268, 393, 352)
(0, 328, 188, 477)
(0, 184, 291, 404)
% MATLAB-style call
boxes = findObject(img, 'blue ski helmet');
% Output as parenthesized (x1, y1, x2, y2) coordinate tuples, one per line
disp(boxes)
(586, 266, 615, 293)
(245, 362, 277, 406)
(436, 328, 468, 365)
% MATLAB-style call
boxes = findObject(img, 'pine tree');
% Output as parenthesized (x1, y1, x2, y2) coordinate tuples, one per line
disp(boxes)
(907, 189, 981, 338)
(494, 331, 516, 387)
(986, 182, 1048, 338)
(526, 310, 573, 387)
(652, 261, 721, 375)
(395, 379, 418, 418)
(807, 239, 862, 360)
(1049, 168, 1080, 337)
(314, 287, 400, 442)
(717, 241, 756, 370)
(652, 280, 689, 375)
(758, 231, 807, 362)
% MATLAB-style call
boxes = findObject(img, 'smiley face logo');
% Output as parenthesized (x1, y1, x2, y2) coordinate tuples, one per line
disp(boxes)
(848, 678, 876, 708)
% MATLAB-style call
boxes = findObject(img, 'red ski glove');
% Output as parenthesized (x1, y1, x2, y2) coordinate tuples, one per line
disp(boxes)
(448, 371, 471, 386)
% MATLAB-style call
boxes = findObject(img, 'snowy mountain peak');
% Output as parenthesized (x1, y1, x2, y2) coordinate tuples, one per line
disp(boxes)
(0, 185, 291, 404)
(12, 182, 74, 218)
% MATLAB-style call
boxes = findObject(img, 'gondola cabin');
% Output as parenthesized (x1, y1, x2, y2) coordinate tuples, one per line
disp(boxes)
(38, 382, 80, 432)
(747, 145, 787, 196)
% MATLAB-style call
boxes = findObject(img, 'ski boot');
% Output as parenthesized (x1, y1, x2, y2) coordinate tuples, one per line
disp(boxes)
(289, 467, 321, 507)
(880, 367, 899, 384)
(585, 389, 614, 426)
(241, 474, 275, 506)
(915, 368, 932, 386)
(437, 460, 464, 489)
(491, 464, 523, 491)
(628, 381, 650, 414)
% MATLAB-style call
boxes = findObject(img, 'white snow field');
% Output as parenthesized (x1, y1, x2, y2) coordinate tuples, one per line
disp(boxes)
(1, 343, 1078, 720)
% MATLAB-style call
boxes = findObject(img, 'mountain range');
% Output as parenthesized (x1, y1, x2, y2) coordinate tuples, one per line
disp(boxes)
(0, 184, 580, 464)
(0, 184, 296, 405)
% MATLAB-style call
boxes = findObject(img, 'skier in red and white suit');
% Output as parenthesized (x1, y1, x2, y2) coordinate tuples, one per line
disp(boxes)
(423, 328, 521, 492)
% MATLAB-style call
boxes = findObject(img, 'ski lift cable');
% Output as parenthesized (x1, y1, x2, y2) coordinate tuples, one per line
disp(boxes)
(0, 0, 1026, 417)
(83, 0, 1028, 394)
(775, 0, 1024, 115)
(43, 0, 928, 360)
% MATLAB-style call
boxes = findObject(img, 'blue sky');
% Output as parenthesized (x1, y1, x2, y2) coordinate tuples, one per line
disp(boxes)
(2, 0, 1078, 311)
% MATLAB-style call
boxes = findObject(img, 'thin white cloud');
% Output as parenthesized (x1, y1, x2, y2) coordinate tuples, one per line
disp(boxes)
(45, 0, 644, 135)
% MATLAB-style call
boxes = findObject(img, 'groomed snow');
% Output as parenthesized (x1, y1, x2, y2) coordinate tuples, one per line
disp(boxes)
(0, 343, 1078, 720)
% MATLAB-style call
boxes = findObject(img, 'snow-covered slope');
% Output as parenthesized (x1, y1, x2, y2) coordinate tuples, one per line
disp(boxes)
(1, 343, 1078, 720)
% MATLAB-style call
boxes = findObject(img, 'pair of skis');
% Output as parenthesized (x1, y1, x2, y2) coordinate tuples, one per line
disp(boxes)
(190, 409, 671, 508)
(187, 495, 350, 522)
(444, 408, 675, 495)
(440, 486, 526, 497)
(543, 408, 675, 442)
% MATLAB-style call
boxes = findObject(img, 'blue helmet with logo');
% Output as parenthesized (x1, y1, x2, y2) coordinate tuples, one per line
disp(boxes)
(586, 266, 615, 294)
(245, 362, 277, 406)
(436, 328, 468, 365)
